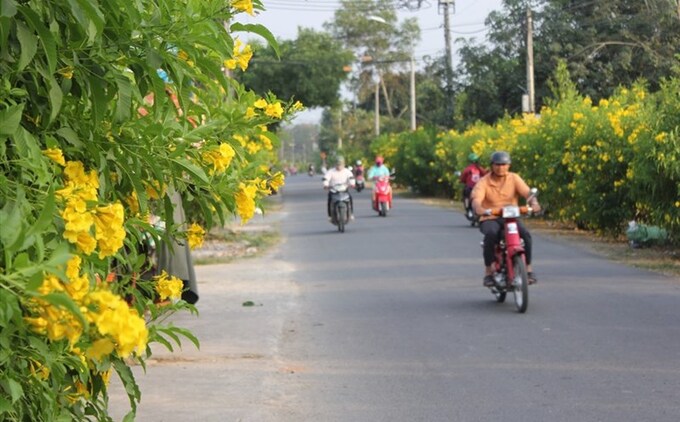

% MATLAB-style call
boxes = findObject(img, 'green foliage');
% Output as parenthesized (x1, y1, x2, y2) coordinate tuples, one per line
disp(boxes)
(239, 28, 354, 108)
(373, 61, 680, 242)
(1, 0, 293, 419)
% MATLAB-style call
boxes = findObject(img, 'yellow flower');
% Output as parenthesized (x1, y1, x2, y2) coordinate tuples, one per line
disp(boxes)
(292, 101, 304, 111)
(186, 223, 205, 250)
(235, 182, 258, 223)
(224, 39, 253, 71)
(245, 107, 256, 119)
(202, 143, 236, 175)
(231, 0, 254, 15)
(86, 290, 148, 357)
(264, 102, 283, 119)
(57, 66, 74, 79)
(153, 270, 184, 301)
(254, 98, 267, 109)
(93, 202, 126, 258)
(86, 338, 115, 361)
(269, 172, 285, 191)
(43, 148, 66, 166)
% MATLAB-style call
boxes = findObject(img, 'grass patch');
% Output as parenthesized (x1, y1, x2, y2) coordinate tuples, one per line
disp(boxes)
(192, 225, 281, 266)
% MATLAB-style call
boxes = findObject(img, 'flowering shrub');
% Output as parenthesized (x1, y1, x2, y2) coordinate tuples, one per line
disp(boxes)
(373, 61, 680, 241)
(0, 0, 298, 420)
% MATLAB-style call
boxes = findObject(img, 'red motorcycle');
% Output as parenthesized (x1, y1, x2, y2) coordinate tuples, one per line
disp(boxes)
(372, 174, 393, 217)
(486, 189, 537, 313)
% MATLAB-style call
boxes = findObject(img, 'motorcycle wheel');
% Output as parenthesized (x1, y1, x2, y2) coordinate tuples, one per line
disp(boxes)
(336, 203, 346, 233)
(379, 201, 387, 217)
(511, 255, 529, 313)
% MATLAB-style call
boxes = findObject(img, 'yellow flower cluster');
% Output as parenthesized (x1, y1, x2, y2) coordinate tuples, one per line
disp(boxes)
(202, 143, 236, 175)
(254, 98, 284, 119)
(224, 39, 253, 71)
(93, 203, 126, 259)
(235, 182, 258, 223)
(23, 255, 149, 359)
(153, 270, 184, 301)
(86, 290, 148, 357)
(231, 0, 254, 15)
(186, 223, 206, 250)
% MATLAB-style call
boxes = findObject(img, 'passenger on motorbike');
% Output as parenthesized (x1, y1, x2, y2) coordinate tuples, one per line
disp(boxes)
(323, 156, 355, 220)
(367, 156, 391, 205)
(459, 153, 487, 210)
(471, 151, 541, 287)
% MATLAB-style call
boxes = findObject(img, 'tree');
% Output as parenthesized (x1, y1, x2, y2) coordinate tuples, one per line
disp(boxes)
(238, 28, 355, 108)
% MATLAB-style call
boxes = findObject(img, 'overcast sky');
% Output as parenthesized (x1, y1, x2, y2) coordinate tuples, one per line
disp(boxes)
(237, 0, 506, 122)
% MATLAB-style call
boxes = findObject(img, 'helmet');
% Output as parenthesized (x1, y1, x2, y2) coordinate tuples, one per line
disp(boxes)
(356, 160, 362, 165)
(468, 153, 479, 163)
(375, 156, 384, 165)
(490, 151, 511, 165)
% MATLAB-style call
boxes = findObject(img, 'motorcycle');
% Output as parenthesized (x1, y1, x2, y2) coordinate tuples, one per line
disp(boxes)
(329, 182, 352, 233)
(463, 190, 479, 227)
(355, 174, 365, 192)
(372, 173, 394, 217)
(485, 188, 538, 313)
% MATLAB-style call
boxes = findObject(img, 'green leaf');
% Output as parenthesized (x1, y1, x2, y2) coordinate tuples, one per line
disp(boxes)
(230, 23, 280, 58)
(0, 187, 25, 254)
(0, 103, 24, 136)
(47, 75, 63, 123)
(26, 186, 56, 239)
(88, 71, 108, 125)
(171, 157, 210, 185)
(170, 326, 200, 349)
(114, 74, 132, 122)
(6, 378, 23, 403)
(16, 21, 37, 71)
(0, 0, 17, 18)
(112, 358, 140, 411)
(56, 127, 83, 148)
(0, 396, 11, 414)
(18, 6, 57, 73)
(71, 0, 105, 44)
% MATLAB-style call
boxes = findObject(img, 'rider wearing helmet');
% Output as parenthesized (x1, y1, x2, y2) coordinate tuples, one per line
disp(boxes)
(459, 152, 487, 211)
(353, 159, 364, 179)
(367, 155, 391, 208)
(471, 151, 541, 287)
(323, 156, 355, 220)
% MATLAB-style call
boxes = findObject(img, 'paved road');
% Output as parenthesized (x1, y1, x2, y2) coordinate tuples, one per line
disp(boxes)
(109, 175, 680, 422)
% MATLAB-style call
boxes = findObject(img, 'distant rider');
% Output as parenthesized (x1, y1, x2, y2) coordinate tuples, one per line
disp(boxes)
(323, 156, 355, 220)
(353, 160, 364, 180)
(367, 156, 391, 209)
(459, 153, 487, 212)
(471, 151, 541, 287)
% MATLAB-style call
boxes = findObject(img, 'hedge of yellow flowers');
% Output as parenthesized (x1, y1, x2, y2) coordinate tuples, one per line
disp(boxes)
(373, 61, 679, 240)
(0, 0, 295, 420)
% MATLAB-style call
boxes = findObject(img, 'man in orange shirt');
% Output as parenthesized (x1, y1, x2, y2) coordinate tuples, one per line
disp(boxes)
(471, 151, 541, 287)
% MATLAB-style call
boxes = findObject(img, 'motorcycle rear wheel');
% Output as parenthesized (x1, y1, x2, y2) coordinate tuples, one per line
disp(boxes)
(512, 255, 529, 313)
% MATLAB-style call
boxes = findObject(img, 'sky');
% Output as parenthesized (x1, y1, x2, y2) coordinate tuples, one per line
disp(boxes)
(237, 0, 506, 123)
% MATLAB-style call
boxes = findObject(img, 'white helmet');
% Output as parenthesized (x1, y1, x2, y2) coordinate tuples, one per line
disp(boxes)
(356, 160, 362, 165)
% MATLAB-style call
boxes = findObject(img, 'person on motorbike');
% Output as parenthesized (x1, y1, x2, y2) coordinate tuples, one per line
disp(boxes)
(353, 160, 364, 179)
(367, 156, 391, 206)
(459, 153, 487, 212)
(471, 151, 541, 287)
(323, 156, 355, 220)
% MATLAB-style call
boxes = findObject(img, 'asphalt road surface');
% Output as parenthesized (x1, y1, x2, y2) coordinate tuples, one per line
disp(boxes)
(109, 175, 680, 422)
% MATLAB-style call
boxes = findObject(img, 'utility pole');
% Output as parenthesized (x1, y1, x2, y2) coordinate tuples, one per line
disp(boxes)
(439, 0, 455, 123)
(526, 7, 535, 114)
(374, 78, 380, 136)
(410, 54, 416, 131)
